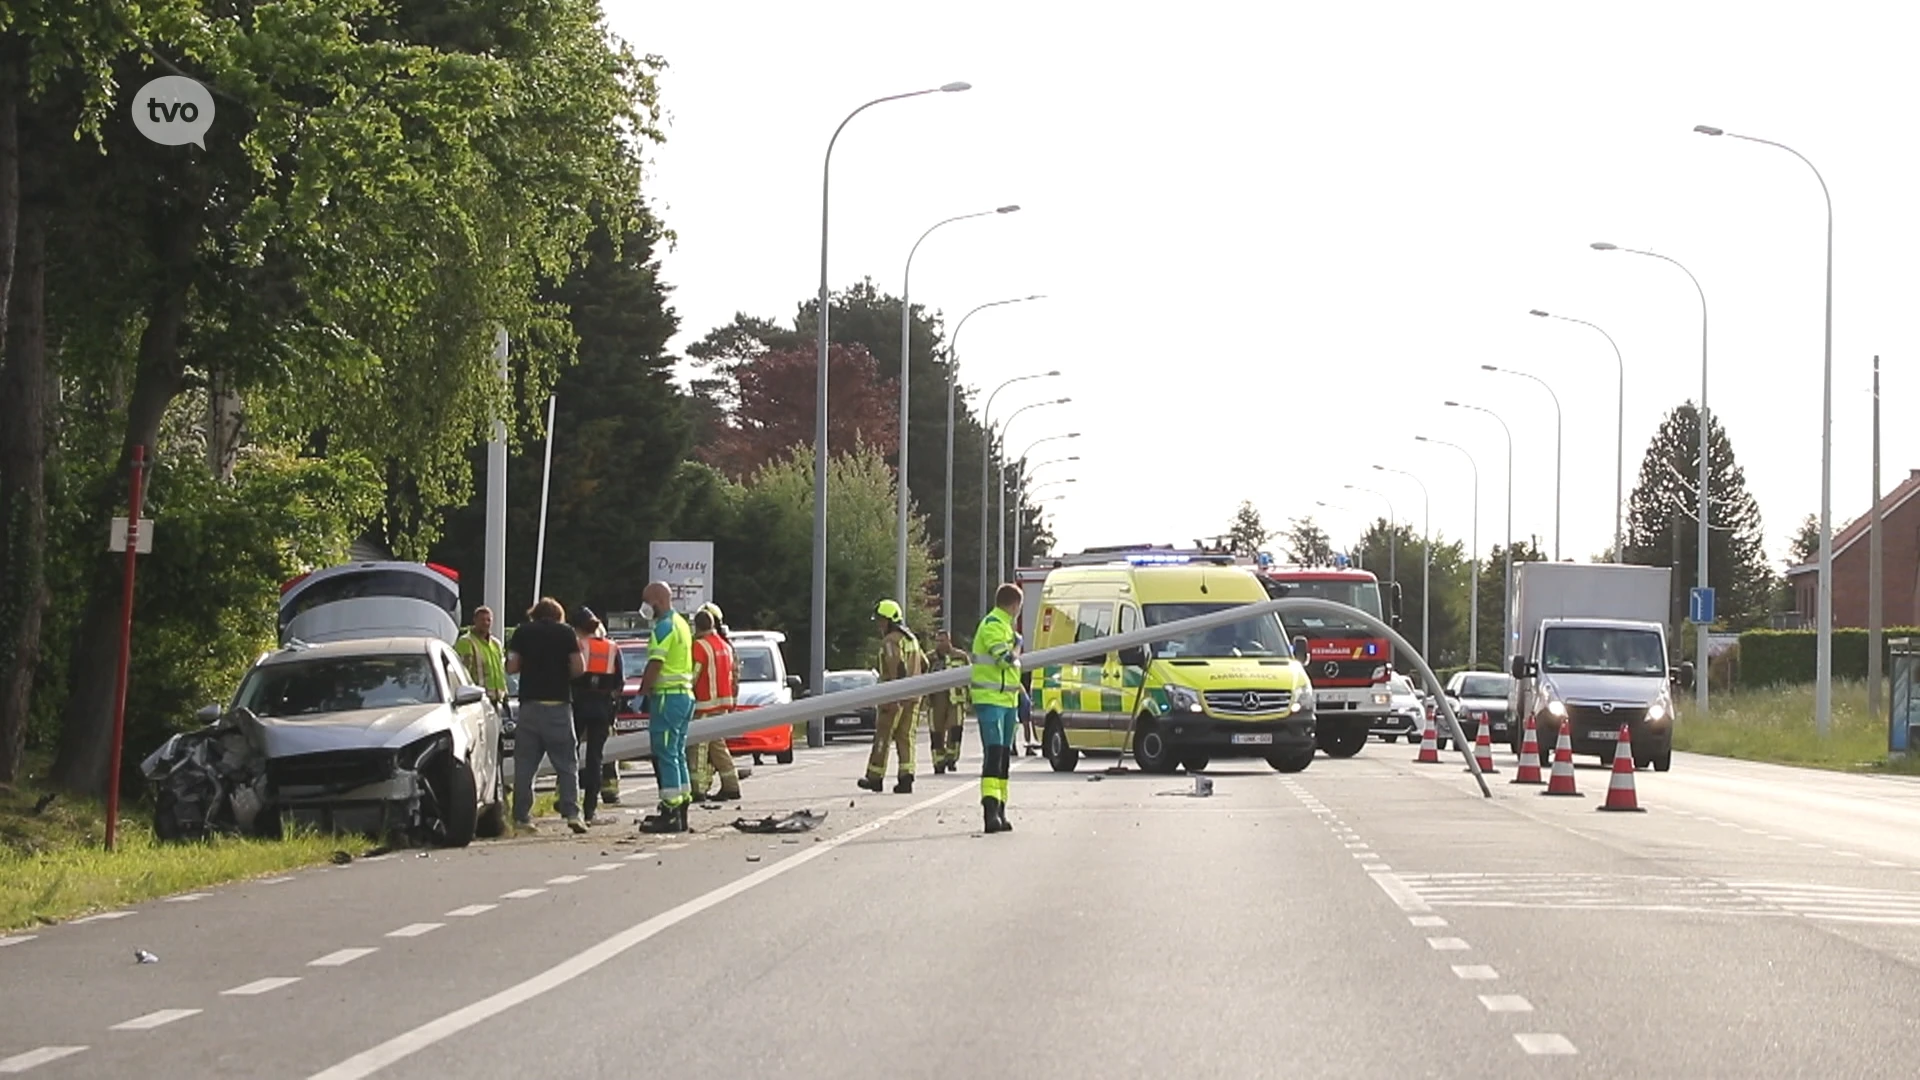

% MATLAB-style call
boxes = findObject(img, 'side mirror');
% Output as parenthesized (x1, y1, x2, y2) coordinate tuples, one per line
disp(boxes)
(1508, 655, 1534, 680)
(1291, 636, 1310, 664)
(1677, 661, 1696, 690)
(453, 685, 486, 706)
(1117, 645, 1149, 669)
(196, 704, 223, 724)
(786, 675, 804, 692)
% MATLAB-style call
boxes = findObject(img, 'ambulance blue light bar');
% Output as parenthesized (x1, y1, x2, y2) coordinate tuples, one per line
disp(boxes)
(1127, 553, 1194, 565)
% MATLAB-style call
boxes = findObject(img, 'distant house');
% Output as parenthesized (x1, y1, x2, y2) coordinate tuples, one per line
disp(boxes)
(1785, 469, 1920, 629)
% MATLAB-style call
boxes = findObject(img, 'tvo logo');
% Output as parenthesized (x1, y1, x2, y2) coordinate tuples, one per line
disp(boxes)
(132, 76, 215, 149)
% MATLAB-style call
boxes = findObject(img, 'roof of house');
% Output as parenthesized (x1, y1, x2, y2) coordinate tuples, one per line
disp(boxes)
(1785, 469, 1920, 579)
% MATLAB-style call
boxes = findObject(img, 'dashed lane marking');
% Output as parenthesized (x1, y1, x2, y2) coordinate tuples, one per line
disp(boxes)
(386, 923, 442, 939)
(0, 935, 34, 948)
(111, 1009, 200, 1031)
(1453, 965, 1499, 980)
(1409, 916, 1448, 927)
(446, 904, 495, 917)
(1515, 1034, 1578, 1055)
(261, 876, 295, 885)
(71, 911, 132, 924)
(1870, 861, 1903, 868)
(546, 875, 587, 885)
(1479, 994, 1534, 1012)
(500, 888, 546, 900)
(1427, 937, 1471, 950)
(1362, 863, 1391, 872)
(164, 894, 209, 903)
(310, 949, 378, 967)
(586, 864, 623, 872)
(0, 1046, 87, 1073)
(223, 977, 301, 996)
(1368, 871, 1432, 913)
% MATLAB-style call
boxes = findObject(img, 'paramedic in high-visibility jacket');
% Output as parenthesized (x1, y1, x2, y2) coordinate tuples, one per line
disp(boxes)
(969, 583, 1024, 835)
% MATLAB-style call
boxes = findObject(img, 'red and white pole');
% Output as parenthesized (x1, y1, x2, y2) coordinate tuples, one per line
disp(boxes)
(104, 445, 147, 852)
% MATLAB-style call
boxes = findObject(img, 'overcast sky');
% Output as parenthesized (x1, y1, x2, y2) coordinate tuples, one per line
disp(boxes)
(605, 1, 1915, 572)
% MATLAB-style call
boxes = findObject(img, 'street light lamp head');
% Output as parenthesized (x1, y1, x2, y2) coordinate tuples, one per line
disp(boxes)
(1044, 369, 1061, 376)
(1528, 309, 1549, 317)
(1480, 363, 1498, 372)
(1053, 396, 1071, 404)
(996, 205, 1020, 214)
(940, 82, 972, 92)
(1443, 400, 1461, 408)
(1590, 242, 1618, 251)
(1064, 432, 1082, 438)
(1371, 464, 1385, 472)
(1693, 124, 1724, 136)
(1414, 435, 1431, 443)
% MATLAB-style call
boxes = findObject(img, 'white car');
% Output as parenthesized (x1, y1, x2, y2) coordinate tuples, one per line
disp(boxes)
(219, 637, 505, 846)
(1370, 673, 1429, 743)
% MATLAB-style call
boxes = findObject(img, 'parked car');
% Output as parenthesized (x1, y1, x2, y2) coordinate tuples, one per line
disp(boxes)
(615, 641, 651, 736)
(821, 669, 880, 740)
(278, 561, 462, 646)
(726, 631, 805, 764)
(165, 637, 506, 846)
(1436, 670, 1515, 751)
(1370, 673, 1427, 743)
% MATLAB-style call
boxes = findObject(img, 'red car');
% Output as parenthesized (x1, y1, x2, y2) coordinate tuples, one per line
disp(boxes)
(724, 631, 800, 765)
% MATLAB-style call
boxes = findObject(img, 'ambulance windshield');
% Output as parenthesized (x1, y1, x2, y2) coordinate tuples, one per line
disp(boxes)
(1143, 604, 1290, 659)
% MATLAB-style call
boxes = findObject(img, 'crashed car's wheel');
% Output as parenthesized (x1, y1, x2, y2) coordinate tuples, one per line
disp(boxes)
(476, 768, 507, 840)
(434, 759, 479, 848)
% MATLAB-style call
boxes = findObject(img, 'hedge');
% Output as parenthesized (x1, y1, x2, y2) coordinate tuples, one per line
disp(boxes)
(1736, 628, 1920, 688)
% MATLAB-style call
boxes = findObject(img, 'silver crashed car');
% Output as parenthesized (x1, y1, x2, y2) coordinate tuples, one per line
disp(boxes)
(220, 636, 506, 845)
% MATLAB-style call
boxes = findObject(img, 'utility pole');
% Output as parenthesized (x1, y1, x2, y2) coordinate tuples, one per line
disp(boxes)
(1869, 355, 1883, 716)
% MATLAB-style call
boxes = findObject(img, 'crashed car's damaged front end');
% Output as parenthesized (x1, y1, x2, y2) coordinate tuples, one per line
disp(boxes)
(262, 726, 466, 844)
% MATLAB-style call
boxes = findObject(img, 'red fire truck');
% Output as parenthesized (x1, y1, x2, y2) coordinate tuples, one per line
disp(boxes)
(1255, 562, 1402, 758)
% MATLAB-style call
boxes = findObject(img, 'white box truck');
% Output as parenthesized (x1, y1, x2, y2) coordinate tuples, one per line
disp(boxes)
(1508, 563, 1682, 772)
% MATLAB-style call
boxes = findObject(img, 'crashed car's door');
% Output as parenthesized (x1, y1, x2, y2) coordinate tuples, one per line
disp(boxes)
(438, 643, 501, 800)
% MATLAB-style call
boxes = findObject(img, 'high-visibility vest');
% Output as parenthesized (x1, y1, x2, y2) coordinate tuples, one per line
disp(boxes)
(969, 608, 1020, 707)
(693, 635, 737, 717)
(649, 611, 695, 697)
(877, 628, 926, 682)
(583, 637, 618, 676)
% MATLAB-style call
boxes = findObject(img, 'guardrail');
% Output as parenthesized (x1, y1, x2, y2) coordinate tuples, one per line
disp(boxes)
(508, 598, 1489, 797)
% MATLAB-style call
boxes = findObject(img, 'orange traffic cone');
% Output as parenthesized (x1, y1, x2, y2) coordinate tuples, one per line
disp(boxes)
(1597, 723, 1645, 812)
(1470, 717, 1498, 774)
(1541, 726, 1582, 797)
(1510, 714, 1544, 785)
(1413, 712, 1441, 764)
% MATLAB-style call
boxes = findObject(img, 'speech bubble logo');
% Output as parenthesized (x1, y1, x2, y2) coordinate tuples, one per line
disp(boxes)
(131, 76, 215, 149)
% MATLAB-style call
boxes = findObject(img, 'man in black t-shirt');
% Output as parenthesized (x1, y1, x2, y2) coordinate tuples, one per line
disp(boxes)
(507, 597, 587, 833)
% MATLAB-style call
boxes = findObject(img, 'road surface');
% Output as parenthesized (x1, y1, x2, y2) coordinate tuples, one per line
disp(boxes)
(4, 736, 1920, 1078)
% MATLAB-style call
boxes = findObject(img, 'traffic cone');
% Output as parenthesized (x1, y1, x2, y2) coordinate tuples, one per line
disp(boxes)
(1413, 713, 1441, 764)
(1509, 714, 1545, 785)
(1470, 718, 1498, 774)
(1541, 727, 1582, 797)
(1597, 723, 1645, 812)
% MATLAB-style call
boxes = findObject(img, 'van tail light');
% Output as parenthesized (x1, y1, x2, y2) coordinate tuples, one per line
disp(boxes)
(426, 562, 460, 582)
(280, 572, 311, 595)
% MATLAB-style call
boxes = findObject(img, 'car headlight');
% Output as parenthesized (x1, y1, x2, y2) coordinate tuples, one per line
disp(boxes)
(1647, 699, 1669, 723)
(398, 732, 452, 771)
(1372, 691, 1392, 706)
(1293, 687, 1315, 714)
(1165, 684, 1203, 714)
(1546, 700, 1567, 718)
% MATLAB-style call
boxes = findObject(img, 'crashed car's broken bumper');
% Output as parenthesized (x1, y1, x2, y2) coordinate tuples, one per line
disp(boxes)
(267, 750, 426, 836)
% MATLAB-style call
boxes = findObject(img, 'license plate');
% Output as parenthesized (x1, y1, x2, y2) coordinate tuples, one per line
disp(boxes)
(613, 719, 643, 733)
(832, 716, 860, 726)
(1587, 728, 1617, 740)
(1231, 733, 1274, 745)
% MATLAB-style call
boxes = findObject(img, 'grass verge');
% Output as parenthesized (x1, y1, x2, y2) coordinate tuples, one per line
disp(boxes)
(0, 779, 341, 933)
(1673, 679, 1920, 774)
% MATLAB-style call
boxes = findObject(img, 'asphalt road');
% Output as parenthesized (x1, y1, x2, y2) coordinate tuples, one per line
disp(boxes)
(6, 731, 1920, 1078)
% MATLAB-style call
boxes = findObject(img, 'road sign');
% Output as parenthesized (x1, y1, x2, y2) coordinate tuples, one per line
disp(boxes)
(109, 517, 154, 554)
(649, 540, 713, 614)
(1688, 586, 1715, 625)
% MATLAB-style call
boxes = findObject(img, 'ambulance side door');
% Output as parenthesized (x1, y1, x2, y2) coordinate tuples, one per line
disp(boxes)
(1076, 602, 1119, 746)
(1115, 603, 1145, 732)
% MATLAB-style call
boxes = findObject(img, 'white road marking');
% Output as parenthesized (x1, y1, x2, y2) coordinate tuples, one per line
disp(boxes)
(386, 923, 443, 938)
(1479, 994, 1534, 1012)
(1351, 852, 1376, 859)
(164, 893, 209, 903)
(500, 888, 546, 900)
(306, 769, 988, 1080)
(310, 948, 378, 967)
(1514, 1033, 1578, 1055)
(223, 977, 301, 996)
(623, 853, 650, 861)
(0, 935, 34, 947)
(655, 842, 688, 851)
(1452, 965, 1499, 980)
(446, 904, 496, 917)
(1427, 937, 1470, 950)
(586, 863, 623, 872)
(111, 1009, 200, 1031)
(1409, 915, 1448, 927)
(1362, 863, 1391, 872)
(546, 875, 587, 885)
(71, 911, 132, 924)
(0, 1046, 87, 1073)
(261, 876, 295, 885)
(1368, 871, 1432, 913)
(1870, 860, 1903, 868)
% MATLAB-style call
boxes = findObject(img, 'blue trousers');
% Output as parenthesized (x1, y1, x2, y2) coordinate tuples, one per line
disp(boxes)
(977, 704, 1017, 804)
(649, 693, 695, 808)
(976, 703, 1018, 749)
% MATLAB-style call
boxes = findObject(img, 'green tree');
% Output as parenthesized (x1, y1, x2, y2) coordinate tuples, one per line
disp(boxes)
(1284, 516, 1333, 566)
(1227, 501, 1270, 556)
(1622, 402, 1774, 633)
(1475, 537, 1547, 670)
(1788, 513, 1820, 566)
(1350, 521, 1476, 669)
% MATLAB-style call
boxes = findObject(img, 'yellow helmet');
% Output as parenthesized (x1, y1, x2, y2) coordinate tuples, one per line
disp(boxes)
(874, 598, 904, 623)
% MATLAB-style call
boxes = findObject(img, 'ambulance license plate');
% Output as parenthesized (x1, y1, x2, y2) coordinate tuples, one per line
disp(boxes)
(1231, 733, 1274, 745)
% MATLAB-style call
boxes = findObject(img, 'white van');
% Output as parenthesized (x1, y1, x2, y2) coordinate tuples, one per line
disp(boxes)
(279, 562, 463, 646)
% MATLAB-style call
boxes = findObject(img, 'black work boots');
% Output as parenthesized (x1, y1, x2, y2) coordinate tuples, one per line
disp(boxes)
(894, 774, 914, 795)
(857, 775, 884, 793)
(638, 803, 688, 834)
(982, 796, 1011, 834)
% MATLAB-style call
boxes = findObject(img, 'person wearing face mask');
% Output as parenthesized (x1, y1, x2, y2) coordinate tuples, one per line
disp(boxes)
(637, 582, 698, 833)
(969, 583, 1024, 834)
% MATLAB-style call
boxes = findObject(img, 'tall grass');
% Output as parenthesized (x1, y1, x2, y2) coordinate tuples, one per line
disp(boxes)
(1673, 679, 1915, 772)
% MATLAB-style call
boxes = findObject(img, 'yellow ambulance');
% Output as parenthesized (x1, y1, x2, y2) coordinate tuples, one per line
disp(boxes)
(1031, 555, 1317, 773)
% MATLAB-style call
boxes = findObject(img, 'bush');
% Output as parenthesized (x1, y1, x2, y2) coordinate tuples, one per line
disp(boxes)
(1735, 628, 1920, 688)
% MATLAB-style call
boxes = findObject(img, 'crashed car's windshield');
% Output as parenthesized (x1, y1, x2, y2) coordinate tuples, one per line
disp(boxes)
(237, 655, 442, 718)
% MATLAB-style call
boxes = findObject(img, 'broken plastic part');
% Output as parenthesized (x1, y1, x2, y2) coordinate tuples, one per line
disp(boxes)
(730, 810, 827, 834)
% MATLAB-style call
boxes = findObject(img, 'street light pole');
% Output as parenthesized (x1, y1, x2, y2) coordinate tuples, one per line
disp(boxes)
(1016, 476, 1076, 568)
(1445, 401, 1513, 664)
(896, 205, 1020, 605)
(1530, 309, 1625, 562)
(1481, 364, 1563, 560)
(942, 297, 1046, 626)
(997, 398, 1070, 582)
(978, 373, 1061, 618)
(1374, 464, 1432, 659)
(1694, 124, 1835, 737)
(1592, 241, 1710, 720)
(1343, 484, 1396, 586)
(1011, 441, 1079, 572)
(811, 80, 970, 736)
(1417, 435, 1479, 668)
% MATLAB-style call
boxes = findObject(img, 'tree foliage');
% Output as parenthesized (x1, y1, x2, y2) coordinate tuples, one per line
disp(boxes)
(1476, 537, 1547, 669)
(1227, 501, 1269, 557)
(1622, 402, 1774, 632)
(1283, 516, 1333, 567)
(1349, 520, 1474, 669)
(1788, 513, 1819, 567)
(699, 343, 897, 480)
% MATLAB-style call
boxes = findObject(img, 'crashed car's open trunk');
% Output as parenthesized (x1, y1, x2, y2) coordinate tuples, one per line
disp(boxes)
(265, 748, 427, 838)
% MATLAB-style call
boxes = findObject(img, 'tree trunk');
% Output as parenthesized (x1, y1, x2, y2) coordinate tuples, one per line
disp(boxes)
(0, 78, 19, 353)
(0, 194, 44, 785)
(47, 247, 193, 797)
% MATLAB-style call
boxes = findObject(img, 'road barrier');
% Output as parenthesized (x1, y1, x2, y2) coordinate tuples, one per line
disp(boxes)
(511, 598, 1490, 797)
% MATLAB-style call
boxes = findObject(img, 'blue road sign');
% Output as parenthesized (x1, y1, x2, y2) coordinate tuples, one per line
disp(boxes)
(1688, 586, 1715, 625)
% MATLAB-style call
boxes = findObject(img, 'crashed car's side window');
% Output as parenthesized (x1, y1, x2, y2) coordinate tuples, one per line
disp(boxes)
(237, 655, 443, 718)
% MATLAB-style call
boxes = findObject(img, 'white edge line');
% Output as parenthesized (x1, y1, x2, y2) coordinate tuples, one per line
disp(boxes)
(0, 1046, 89, 1071)
(306, 767, 989, 1080)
